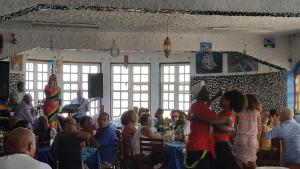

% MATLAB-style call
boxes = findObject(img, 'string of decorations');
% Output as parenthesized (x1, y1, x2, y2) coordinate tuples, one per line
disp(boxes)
(1, 4, 300, 23)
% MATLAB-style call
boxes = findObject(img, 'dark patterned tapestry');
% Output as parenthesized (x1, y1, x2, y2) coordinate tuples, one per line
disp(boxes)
(191, 70, 287, 112)
(9, 73, 24, 94)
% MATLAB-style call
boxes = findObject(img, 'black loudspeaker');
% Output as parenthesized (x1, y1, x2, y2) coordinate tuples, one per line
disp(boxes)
(88, 73, 103, 98)
(0, 61, 9, 100)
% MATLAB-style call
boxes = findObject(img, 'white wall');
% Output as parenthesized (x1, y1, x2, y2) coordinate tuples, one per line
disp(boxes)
(25, 48, 280, 115)
(0, 27, 291, 69)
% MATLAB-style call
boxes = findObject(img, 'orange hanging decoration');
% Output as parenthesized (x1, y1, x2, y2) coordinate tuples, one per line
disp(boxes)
(164, 36, 171, 58)
(124, 55, 128, 68)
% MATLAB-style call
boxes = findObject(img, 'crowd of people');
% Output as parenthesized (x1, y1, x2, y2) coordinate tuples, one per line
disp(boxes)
(1, 79, 300, 169)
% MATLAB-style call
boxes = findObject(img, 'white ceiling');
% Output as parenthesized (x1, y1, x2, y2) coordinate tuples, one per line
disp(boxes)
(4, 9, 300, 35)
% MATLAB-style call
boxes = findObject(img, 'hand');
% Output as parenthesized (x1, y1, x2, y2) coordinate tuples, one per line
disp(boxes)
(216, 89, 224, 97)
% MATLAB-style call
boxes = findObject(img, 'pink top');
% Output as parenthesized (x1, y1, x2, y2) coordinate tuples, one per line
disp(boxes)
(234, 110, 259, 162)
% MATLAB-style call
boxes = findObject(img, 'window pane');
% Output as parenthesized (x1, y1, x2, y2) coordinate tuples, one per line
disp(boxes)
(71, 74, 78, 81)
(121, 92, 128, 99)
(113, 92, 120, 99)
(71, 65, 78, 73)
(71, 84, 78, 90)
(141, 75, 148, 82)
(113, 75, 120, 82)
(120, 83, 128, 90)
(82, 74, 88, 81)
(141, 66, 148, 74)
(43, 64, 48, 72)
(37, 82, 43, 90)
(133, 67, 140, 74)
(82, 66, 90, 73)
(38, 73, 42, 80)
(133, 94, 140, 101)
(141, 94, 148, 101)
(64, 84, 70, 90)
(38, 64, 43, 71)
(133, 75, 140, 82)
(113, 101, 121, 108)
(141, 85, 148, 91)
(133, 85, 140, 91)
(141, 102, 148, 108)
(163, 85, 168, 91)
(121, 75, 128, 82)
(179, 66, 185, 73)
(170, 66, 175, 73)
(91, 66, 97, 73)
(113, 83, 120, 90)
(113, 66, 120, 74)
(82, 83, 88, 90)
(63, 74, 70, 81)
(63, 65, 70, 72)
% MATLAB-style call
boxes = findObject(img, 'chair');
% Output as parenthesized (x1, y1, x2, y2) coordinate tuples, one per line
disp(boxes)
(258, 138, 283, 166)
(139, 137, 164, 169)
(121, 133, 133, 169)
(52, 133, 83, 169)
(290, 164, 300, 169)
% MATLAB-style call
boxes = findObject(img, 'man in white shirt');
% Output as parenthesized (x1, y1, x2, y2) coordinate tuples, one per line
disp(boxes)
(0, 127, 51, 169)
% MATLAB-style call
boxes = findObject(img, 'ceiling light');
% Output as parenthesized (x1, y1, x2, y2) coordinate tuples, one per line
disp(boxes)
(31, 22, 100, 30)
(211, 27, 273, 33)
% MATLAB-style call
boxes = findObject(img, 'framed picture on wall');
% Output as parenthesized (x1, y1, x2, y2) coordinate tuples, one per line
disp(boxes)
(196, 52, 223, 73)
(10, 54, 24, 73)
(264, 38, 275, 48)
(228, 54, 258, 72)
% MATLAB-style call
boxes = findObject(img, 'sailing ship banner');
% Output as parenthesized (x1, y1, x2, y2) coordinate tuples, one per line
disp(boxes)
(196, 52, 223, 74)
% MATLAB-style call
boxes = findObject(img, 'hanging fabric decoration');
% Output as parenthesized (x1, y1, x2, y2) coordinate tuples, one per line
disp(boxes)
(164, 36, 171, 58)
(124, 55, 129, 68)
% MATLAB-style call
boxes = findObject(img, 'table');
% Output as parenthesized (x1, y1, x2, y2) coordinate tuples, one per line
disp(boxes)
(38, 147, 102, 169)
(257, 167, 288, 169)
(165, 141, 186, 169)
(82, 147, 102, 169)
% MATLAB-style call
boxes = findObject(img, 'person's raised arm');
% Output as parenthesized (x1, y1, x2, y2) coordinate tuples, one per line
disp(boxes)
(142, 127, 161, 139)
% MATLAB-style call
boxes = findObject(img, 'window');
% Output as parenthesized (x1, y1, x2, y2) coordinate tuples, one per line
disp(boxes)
(160, 64, 190, 116)
(62, 63, 100, 117)
(25, 61, 49, 105)
(111, 64, 150, 118)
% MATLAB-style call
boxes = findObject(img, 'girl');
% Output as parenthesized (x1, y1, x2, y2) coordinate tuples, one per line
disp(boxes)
(213, 89, 247, 169)
(233, 94, 261, 169)
(121, 109, 138, 137)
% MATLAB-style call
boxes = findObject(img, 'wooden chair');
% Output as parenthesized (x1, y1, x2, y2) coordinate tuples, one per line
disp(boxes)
(290, 164, 300, 169)
(139, 137, 164, 169)
(258, 138, 283, 166)
(114, 129, 122, 169)
(121, 133, 133, 169)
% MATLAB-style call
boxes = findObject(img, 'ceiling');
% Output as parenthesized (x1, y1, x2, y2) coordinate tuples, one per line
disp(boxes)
(2, 9, 300, 35)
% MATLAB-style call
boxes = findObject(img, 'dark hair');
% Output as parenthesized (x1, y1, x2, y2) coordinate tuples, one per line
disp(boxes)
(246, 94, 261, 111)
(179, 111, 187, 118)
(98, 112, 111, 121)
(269, 109, 278, 117)
(62, 117, 76, 129)
(121, 110, 135, 126)
(155, 108, 164, 118)
(79, 116, 92, 128)
(170, 110, 179, 116)
(35, 116, 48, 133)
(137, 107, 145, 117)
(139, 113, 151, 125)
(223, 89, 247, 113)
(196, 85, 210, 102)
(10, 120, 31, 130)
(17, 81, 24, 88)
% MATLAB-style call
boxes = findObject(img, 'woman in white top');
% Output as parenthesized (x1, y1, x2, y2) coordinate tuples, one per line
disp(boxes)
(132, 113, 161, 156)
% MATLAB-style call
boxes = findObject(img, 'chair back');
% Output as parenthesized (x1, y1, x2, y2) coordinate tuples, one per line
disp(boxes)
(53, 133, 82, 169)
(121, 133, 133, 169)
(290, 164, 300, 169)
(139, 137, 164, 168)
(271, 138, 284, 166)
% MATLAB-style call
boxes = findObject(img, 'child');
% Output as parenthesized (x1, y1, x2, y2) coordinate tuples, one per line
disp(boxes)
(212, 89, 247, 169)
(234, 94, 261, 169)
